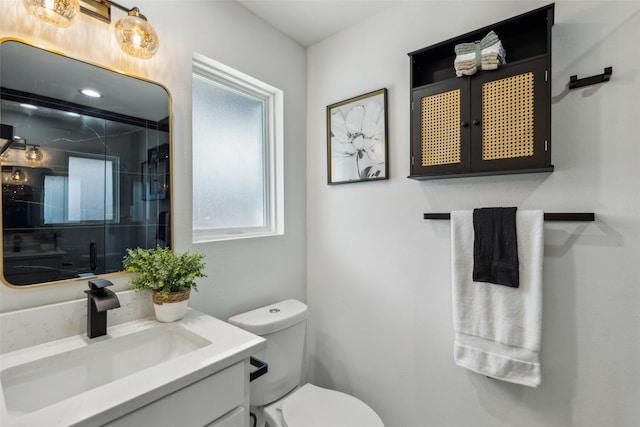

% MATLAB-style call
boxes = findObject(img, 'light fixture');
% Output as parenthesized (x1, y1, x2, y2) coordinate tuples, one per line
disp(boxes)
(114, 7, 159, 59)
(23, 0, 159, 60)
(20, 103, 38, 110)
(82, 0, 159, 59)
(81, 88, 102, 98)
(11, 168, 26, 183)
(26, 145, 43, 161)
(22, 0, 80, 28)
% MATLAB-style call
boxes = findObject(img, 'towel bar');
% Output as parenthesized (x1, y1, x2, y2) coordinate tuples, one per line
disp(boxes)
(249, 356, 268, 382)
(568, 67, 612, 90)
(423, 212, 595, 221)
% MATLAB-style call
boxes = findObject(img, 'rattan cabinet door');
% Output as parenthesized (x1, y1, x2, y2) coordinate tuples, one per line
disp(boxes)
(410, 78, 471, 177)
(470, 58, 550, 173)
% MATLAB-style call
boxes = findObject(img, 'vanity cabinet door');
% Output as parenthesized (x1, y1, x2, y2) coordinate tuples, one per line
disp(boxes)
(103, 362, 246, 427)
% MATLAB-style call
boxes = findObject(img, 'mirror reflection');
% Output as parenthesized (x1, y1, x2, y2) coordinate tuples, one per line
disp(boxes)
(1, 40, 171, 287)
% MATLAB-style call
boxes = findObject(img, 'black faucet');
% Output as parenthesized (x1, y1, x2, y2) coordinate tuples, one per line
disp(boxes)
(85, 279, 121, 338)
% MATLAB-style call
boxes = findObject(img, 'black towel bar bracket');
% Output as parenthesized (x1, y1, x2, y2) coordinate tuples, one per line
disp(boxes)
(249, 356, 268, 382)
(568, 67, 612, 90)
(423, 213, 595, 222)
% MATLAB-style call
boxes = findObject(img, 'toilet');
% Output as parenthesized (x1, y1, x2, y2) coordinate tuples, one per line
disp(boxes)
(228, 299, 384, 427)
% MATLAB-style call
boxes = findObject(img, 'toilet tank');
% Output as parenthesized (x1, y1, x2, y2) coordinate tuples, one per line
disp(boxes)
(228, 299, 307, 407)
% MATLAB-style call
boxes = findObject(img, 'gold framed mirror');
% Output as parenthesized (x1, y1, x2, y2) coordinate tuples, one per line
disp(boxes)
(0, 39, 172, 287)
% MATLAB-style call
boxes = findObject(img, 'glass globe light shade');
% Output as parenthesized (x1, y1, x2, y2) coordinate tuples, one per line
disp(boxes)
(26, 145, 43, 161)
(11, 169, 26, 182)
(114, 9, 159, 60)
(23, 0, 80, 28)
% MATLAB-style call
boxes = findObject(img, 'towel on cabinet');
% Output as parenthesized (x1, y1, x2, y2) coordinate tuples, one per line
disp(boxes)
(454, 30, 506, 76)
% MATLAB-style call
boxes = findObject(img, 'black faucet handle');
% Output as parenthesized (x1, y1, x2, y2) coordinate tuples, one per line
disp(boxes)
(85, 279, 120, 338)
(88, 279, 114, 290)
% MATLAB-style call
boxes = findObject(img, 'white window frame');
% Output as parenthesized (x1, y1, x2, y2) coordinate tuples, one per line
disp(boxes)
(191, 52, 284, 243)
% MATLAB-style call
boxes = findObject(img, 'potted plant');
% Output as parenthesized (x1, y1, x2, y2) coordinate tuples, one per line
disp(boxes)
(123, 245, 206, 322)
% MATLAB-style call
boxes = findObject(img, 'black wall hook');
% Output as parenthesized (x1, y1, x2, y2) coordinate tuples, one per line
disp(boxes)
(569, 67, 612, 90)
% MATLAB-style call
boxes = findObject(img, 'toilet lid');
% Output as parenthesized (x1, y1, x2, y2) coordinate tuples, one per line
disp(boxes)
(282, 384, 384, 427)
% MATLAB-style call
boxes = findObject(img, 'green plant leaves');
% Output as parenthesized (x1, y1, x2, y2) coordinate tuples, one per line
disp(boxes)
(122, 245, 207, 296)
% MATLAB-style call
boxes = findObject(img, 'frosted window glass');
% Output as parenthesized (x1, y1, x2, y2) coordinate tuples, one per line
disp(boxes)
(192, 75, 266, 230)
(192, 53, 283, 242)
(43, 156, 114, 223)
(43, 175, 66, 224)
(68, 157, 113, 221)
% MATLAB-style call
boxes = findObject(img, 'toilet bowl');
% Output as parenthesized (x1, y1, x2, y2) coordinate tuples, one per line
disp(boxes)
(262, 383, 383, 427)
(228, 299, 384, 427)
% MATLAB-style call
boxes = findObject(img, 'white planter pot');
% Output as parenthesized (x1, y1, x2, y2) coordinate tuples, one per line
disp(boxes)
(151, 289, 190, 322)
(153, 299, 189, 322)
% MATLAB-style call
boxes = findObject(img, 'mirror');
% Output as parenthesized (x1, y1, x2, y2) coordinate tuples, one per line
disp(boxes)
(0, 39, 171, 287)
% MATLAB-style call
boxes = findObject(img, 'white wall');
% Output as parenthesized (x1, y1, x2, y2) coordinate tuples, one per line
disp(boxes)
(3, 1, 639, 424)
(0, 0, 307, 321)
(306, 1, 640, 426)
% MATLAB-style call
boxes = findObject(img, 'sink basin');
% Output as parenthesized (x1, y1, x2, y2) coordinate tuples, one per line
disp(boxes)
(1, 322, 211, 416)
(0, 309, 265, 427)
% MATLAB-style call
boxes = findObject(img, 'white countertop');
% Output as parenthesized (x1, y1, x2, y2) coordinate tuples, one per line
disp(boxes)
(0, 309, 265, 427)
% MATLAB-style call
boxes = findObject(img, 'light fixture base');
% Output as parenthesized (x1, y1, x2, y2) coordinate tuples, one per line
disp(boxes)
(80, 0, 111, 23)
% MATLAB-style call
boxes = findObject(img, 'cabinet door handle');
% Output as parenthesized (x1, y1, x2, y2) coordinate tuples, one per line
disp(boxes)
(461, 121, 469, 128)
(473, 119, 482, 126)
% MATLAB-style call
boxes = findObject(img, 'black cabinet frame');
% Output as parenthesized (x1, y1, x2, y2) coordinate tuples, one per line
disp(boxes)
(408, 4, 555, 180)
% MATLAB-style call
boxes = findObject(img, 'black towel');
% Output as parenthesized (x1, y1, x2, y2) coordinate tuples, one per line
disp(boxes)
(473, 207, 519, 288)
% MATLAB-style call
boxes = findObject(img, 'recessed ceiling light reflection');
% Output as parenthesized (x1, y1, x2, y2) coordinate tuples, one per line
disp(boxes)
(20, 103, 38, 110)
(81, 88, 102, 98)
(66, 111, 81, 117)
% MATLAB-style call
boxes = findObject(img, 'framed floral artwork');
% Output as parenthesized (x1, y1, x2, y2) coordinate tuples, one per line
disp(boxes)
(327, 88, 388, 184)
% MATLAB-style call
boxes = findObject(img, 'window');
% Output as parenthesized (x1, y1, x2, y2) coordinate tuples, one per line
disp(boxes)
(192, 53, 284, 242)
(44, 154, 119, 224)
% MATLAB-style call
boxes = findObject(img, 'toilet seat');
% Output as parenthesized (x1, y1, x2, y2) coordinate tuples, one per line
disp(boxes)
(278, 383, 384, 427)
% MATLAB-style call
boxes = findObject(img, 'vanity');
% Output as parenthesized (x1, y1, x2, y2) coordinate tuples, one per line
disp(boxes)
(0, 309, 265, 427)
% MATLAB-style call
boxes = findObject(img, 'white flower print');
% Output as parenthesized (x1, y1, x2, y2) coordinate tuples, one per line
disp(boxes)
(331, 99, 385, 181)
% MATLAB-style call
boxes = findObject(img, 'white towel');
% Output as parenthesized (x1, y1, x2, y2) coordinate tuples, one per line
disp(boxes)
(451, 210, 544, 387)
(453, 43, 506, 64)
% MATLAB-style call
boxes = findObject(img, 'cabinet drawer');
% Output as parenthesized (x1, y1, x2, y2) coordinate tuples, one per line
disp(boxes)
(104, 362, 245, 427)
(205, 407, 245, 427)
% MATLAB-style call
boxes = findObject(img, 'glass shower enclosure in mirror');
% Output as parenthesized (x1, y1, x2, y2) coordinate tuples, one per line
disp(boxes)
(0, 39, 171, 287)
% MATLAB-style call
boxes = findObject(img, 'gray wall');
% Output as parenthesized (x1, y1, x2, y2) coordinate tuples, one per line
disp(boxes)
(0, 0, 308, 320)
(306, 1, 640, 426)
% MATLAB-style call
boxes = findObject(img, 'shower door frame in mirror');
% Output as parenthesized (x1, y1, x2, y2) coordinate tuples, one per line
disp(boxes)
(0, 38, 172, 288)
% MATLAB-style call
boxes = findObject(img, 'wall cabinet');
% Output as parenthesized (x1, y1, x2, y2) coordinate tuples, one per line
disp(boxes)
(408, 4, 554, 180)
